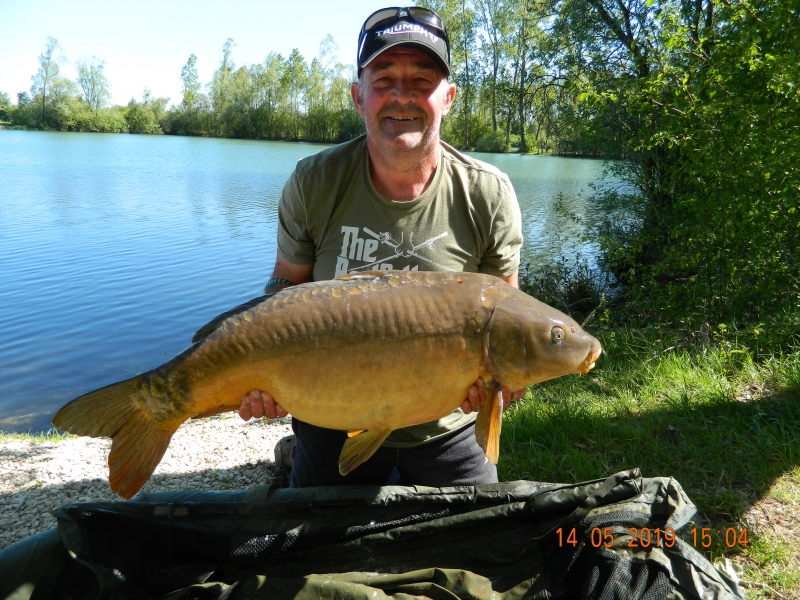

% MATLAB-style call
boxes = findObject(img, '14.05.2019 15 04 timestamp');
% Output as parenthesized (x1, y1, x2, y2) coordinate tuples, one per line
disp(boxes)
(556, 526, 749, 549)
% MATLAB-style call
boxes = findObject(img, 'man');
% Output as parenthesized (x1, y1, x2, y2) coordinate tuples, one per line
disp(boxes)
(239, 7, 524, 487)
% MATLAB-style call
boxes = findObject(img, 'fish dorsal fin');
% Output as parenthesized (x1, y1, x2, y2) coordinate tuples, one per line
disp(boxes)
(191, 292, 277, 344)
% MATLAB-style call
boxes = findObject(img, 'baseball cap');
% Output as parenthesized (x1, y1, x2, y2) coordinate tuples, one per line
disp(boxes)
(357, 7, 450, 77)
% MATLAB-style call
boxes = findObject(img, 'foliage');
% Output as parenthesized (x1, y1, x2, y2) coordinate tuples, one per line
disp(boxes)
(126, 90, 168, 135)
(167, 40, 364, 142)
(76, 56, 111, 112)
(420, 0, 593, 153)
(0, 91, 12, 121)
(180, 53, 201, 109)
(474, 129, 510, 152)
(555, 0, 800, 326)
(30, 36, 65, 129)
(519, 256, 609, 325)
(10, 37, 365, 143)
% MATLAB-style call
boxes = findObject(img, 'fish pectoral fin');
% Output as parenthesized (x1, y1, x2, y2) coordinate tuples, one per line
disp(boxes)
(475, 382, 503, 464)
(338, 428, 391, 476)
(191, 404, 241, 419)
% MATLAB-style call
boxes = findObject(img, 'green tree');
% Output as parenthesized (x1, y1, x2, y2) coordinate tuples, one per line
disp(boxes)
(126, 89, 168, 134)
(420, 0, 482, 149)
(251, 53, 287, 139)
(180, 53, 201, 109)
(554, 0, 800, 323)
(306, 35, 339, 142)
(475, 0, 511, 133)
(31, 37, 65, 128)
(76, 56, 111, 113)
(282, 49, 309, 140)
(209, 38, 236, 136)
(0, 91, 11, 122)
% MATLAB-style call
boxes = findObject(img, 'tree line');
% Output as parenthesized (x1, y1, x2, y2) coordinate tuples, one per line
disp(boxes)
(1, 36, 366, 142)
(0, 27, 596, 153)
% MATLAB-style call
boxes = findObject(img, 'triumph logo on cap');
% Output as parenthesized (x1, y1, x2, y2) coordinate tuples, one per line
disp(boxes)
(376, 22, 440, 44)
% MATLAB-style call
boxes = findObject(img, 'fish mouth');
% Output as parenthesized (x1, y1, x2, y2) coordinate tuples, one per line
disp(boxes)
(580, 347, 603, 373)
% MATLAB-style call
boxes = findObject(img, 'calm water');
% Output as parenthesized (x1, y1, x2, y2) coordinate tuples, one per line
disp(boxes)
(0, 130, 607, 433)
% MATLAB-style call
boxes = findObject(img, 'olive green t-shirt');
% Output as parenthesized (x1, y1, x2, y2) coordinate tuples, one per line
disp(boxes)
(277, 135, 523, 447)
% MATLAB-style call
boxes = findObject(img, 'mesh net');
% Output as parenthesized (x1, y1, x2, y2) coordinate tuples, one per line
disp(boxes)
(47, 471, 743, 600)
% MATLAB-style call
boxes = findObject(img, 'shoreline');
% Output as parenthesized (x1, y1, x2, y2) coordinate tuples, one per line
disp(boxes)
(0, 413, 292, 550)
(0, 127, 608, 159)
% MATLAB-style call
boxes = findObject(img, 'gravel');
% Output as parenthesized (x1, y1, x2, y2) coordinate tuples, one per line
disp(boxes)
(0, 414, 292, 550)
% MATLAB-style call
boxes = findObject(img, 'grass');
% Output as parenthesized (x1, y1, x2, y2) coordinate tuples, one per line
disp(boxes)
(499, 324, 800, 597)
(0, 428, 76, 444)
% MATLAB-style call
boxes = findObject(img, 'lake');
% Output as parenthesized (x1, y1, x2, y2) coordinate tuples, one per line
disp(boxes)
(0, 130, 608, 433)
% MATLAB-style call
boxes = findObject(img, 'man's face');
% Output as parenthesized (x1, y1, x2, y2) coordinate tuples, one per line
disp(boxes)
(352, 47, 456, 154)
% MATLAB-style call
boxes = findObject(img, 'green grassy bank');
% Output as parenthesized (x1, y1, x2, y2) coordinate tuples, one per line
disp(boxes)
(499, 325, 800, 597)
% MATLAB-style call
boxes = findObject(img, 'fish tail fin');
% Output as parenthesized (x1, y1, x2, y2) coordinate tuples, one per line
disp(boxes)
(475, 384, 503, 464)
(108, 412, 174, 499)
(52, 376, 176, 499)
(338, 428, 391, 476)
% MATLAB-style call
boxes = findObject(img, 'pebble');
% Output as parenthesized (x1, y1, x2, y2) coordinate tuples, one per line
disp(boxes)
(0, 414, 292, 550)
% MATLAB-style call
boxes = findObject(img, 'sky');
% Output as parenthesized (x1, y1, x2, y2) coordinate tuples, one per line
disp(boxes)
(0, 0, 397, 106)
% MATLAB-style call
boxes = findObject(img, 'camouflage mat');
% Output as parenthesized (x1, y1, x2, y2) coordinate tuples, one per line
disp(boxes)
(0, 469, 744, 599)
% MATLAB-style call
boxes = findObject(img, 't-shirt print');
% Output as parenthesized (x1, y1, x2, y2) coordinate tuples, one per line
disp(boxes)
(334, 225, 455, 277)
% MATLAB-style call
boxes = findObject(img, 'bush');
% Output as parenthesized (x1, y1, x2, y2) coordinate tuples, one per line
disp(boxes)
(519, 256, 611, 326)
(0, 92, 11, 122)
(11, 95, 40, 129)
(125, 100, 163, 134)
(475, 130, 510, 153)
(570, 0, 800, 327)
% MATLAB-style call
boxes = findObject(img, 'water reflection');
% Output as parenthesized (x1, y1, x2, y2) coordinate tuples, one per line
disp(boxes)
(472, 152, 608, 268)
(0, 131, 608, 433)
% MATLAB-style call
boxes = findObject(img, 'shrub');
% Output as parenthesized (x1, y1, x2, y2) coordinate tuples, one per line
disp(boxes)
(519, 256, 611, 326)
(475, 130, 510, 153)
(125, 100, 163, 134)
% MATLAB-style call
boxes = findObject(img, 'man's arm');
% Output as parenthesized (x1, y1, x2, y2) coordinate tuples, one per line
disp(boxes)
(239, 251, 313, 421)
(498, 270, 519, 289)
(266, 251, 314, 291)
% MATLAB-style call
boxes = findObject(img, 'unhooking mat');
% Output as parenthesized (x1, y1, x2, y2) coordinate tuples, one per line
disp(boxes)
(0, 469, 744, 600)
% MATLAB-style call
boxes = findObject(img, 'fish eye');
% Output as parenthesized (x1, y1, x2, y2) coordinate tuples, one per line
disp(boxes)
(551, 327, 565, 343)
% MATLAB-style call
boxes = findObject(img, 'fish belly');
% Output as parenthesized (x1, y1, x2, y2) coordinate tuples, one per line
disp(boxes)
(268, 334, 484, 431)
(186, 333, 484, 432)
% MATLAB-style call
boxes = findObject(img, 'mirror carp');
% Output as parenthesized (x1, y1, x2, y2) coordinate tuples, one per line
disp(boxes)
(52, 271, 602, 499)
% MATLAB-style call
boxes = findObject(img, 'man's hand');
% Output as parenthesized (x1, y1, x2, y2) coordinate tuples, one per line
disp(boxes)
(460, 377, 526, 414)
(239, 389, 288, 421)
